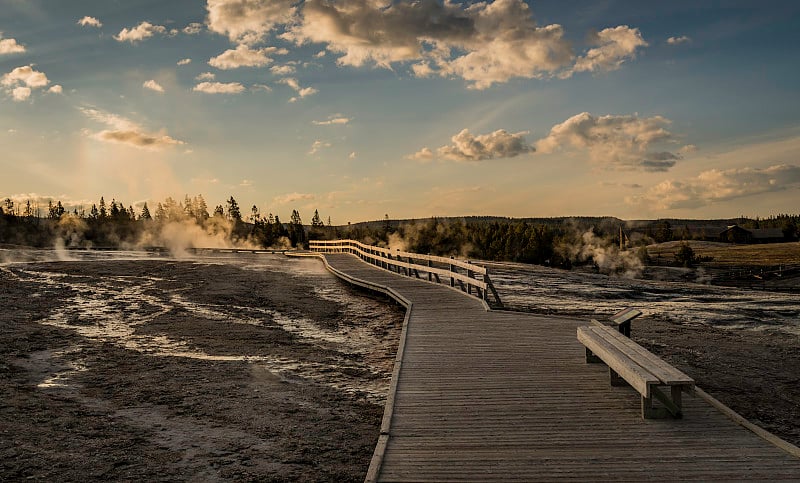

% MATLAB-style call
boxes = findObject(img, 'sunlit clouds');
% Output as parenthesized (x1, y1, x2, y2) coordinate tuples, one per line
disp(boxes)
(77, 16, 102, 28)
(535, 112, 688, 171)
(2, 65, 51, 101)
(79, 107, 185, 149)
(142, 79, 165, 93)
(1, 1, 798, 221)
(313, 116, 349, 126)
(667, 35, 691, 46)
(279, 77, 317, 102)
(572, 26, 648, 74)
(629, 165, 800, 210)
(114, 21, 167, 43)
(411, 129, 534, 162)
(208, 44, 287, 69)
(0, 34, 26, 54)
(205, 0, 295, 44)
(192, 81, 245, 94)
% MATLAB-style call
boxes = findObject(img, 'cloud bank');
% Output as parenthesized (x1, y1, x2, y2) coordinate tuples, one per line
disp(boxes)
(196, 0, 650, 90)
(535, 112, 688, 171)
(629, 164, 800, 210)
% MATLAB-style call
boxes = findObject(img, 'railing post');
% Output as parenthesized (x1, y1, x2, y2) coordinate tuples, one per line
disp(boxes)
(467, 262, 473, 295)
(427, 259, 432, 282)
(449, 256, 455, 287)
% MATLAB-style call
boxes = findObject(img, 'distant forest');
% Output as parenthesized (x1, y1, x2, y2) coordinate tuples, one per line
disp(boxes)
(1, 195, 798, 270)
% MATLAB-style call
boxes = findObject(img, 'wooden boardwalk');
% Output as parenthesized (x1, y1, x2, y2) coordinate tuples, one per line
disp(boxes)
(314, 253, 800, 481)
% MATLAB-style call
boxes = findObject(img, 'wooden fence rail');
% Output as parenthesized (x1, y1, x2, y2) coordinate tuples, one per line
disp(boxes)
(309, 239, 502, 306)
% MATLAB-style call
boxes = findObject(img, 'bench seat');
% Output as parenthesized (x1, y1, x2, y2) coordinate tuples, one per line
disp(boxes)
(577, 324, 694, 419)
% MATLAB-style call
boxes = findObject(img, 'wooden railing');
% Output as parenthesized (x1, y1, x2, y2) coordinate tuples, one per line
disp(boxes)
(309, 239, 502, 306)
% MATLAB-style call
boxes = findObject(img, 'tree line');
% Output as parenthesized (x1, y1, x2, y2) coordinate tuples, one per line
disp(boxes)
(2, 194, 797, 271)
(0, 195, 329, 249)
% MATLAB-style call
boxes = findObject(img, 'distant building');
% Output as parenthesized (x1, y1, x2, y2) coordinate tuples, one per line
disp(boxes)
(750, 228, 786, 243)
(719, 225, 787, 244)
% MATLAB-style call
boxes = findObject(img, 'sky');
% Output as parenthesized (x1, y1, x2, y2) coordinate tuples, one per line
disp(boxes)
(1, 0, 799, 224)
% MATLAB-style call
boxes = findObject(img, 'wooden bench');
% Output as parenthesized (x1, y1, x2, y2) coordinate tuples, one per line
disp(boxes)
(577, 323, 694, 419)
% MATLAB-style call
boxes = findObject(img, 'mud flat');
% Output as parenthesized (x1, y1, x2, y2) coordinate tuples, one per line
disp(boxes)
(0, 252, 404, 481)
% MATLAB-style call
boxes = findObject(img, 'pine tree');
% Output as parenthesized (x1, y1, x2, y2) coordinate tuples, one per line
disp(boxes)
(213, 205, 225, 218)
(311, 209, 323, 227)
(140, 202, 152, 220)
(141, 203, 152, 220)
(155, 202, 166, 222)
(195, 195, 209, 222)
(226, 196, 241, 221)
(98, 197, 107, 219)
(250, 205, 260, 223)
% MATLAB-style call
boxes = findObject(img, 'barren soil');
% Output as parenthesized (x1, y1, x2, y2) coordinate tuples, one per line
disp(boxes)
(0, 254, 404, 481)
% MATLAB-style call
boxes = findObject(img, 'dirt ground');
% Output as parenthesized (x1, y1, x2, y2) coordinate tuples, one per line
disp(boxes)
(0, 254, 404, 481)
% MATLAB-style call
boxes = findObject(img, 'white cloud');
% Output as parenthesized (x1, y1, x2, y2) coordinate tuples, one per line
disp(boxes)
(410, 128, 534, 162)
(286, 0, 576, 90)
(535, 112, 684, 171)
(409, 147, 434, 161)
(252, 83, 272, 92)
(572, 26, 648, 74)
(312, 116, 349, 126)
(205, 0, 296, 44)
(273, 192, 315, 205)
(47, 84, 63, 94)
(208, 44, 286, 69)
(628, 165, 800, 210)
(667, 35, 691, 45)
(192, 81, 245, 94)
(79, 107, 185, 150)
(279, 77, 317, 101)
(77, 16, 102, 28)
(270, 64, 296, 76)
(314, 50, 326, 58)
(349, 151, 357, 159)
(239, 179, 253, 187)
(11, 86, 31, 102)
(114, 21, 167, 43)
(183, 22, 204, 35)
(142, 79, 165, 93)
(177, 58, 192, 66)
(2, 65, 51, 101)
(2, 65, 50, 88)
(308, 140, 331, 155)
(196, 72, 216, 81)
(0, 34, 26, 54)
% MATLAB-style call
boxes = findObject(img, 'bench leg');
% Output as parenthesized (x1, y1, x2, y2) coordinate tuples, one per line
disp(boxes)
(641, 387, 683, 419)
(585, 348, 602, 363)
(609, 368, 627, 387)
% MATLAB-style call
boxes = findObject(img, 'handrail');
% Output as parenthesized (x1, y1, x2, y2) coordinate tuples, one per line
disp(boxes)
(311, 239, 486, 274)
(309, 239, 502, 306)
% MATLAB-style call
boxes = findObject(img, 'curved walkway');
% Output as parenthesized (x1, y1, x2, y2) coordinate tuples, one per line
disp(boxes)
(313, 253, 800, 481)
